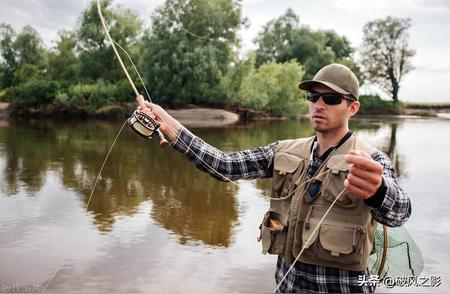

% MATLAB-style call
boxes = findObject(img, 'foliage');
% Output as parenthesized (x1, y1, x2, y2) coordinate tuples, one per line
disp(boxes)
(219, 52, 256, 104)
(76, 0, 143, 83)
(358, 94, 400, 115)
(0, 23, 17, 88)
(58, 80, 132, 112)
(47, 30, 79, 83)
(0, 0, 406, 119)
(360, 16, 415, 102)
(1, 24, 47, 88)
(253, 9, 362, 82)
(4, 79, 60, 105)
(139, 0, 245, 105)
(237, 60, 307, 118)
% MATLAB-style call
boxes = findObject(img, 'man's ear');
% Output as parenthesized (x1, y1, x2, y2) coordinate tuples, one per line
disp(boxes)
(349, 100, 360, 117)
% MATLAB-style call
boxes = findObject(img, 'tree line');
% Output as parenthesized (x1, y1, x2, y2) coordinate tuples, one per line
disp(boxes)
(0, 0, 415, 118)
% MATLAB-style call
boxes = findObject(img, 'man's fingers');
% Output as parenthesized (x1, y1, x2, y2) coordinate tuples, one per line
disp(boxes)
(348, 165, 381, 185)
(344, 179, 371, 199)
(141, 108, 157, 120)
(349, 150, 371, 159)
(346, 173, 378, 195)
(143, 101, 153, 109)
(345, 154, 383, 173)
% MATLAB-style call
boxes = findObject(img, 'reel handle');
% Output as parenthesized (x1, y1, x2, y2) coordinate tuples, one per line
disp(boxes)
(156, 130, 169, 148)
(136, 95, 169, 148)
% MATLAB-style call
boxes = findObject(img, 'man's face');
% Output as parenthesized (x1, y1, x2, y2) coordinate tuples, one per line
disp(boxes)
(308, 84, 359, 133)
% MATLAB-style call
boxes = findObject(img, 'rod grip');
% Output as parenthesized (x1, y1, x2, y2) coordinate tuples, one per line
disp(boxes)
(136, 95, 146, 109)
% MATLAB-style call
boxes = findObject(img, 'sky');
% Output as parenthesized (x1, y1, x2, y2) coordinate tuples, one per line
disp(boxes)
(1, 0, 450, 102)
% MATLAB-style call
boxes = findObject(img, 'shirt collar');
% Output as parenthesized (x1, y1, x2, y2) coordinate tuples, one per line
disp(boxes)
(310, 131, 353, 162)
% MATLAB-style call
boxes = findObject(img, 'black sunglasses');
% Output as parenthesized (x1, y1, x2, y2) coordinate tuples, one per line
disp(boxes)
(306, 91, 355, 105)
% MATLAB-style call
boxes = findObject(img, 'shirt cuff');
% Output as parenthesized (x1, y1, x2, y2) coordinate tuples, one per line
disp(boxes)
(169, 127, 196, 154)
(364, 176, 387, 209)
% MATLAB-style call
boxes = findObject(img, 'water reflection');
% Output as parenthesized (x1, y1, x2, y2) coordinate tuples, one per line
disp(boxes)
(0, 119, 243, 247)
(0, 118, 404, 245)
(1, 116, 450, 292)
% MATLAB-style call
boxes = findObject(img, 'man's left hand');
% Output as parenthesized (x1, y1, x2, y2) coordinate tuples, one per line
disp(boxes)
(344, 150, 383, 199)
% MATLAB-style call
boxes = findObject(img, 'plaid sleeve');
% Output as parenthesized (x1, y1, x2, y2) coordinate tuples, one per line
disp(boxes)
(170, 127, 278, 181)
(369, 151, 411, 227)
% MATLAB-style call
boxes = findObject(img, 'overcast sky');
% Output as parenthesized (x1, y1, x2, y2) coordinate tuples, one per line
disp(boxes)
(1, 0, 449, 102)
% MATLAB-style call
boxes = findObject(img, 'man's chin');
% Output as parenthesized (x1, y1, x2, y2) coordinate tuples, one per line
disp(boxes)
(311, 122, 327, 132)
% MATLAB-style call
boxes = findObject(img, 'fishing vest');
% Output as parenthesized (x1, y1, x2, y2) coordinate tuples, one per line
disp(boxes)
(259, 135, 378, 271)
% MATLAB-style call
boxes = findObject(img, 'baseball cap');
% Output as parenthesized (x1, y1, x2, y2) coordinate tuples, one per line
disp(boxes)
(298, 63, 359, 100)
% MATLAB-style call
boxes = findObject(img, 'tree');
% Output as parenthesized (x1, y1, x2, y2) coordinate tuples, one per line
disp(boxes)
(360, 16, 415, 103)
(139, 0, 245, 105)
(253, 8, 299, 67)
(253, 9, 361, 81)
(12, 25, 47, 84)
(0, 24, 18, 88)
(76, 0, 143, 83)
(0, 24, 47, 87)
(237, 60, 306, 118)
(48, 30, 79, 83)
(14, 26, 46, 67)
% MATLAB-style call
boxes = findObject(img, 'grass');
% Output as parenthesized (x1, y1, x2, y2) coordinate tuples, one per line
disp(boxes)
(403, 102, 450, 109)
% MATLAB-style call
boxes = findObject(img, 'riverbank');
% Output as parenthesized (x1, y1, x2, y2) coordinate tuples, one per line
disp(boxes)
(0, 102, 240, 128)
(1, 102, 449, 127)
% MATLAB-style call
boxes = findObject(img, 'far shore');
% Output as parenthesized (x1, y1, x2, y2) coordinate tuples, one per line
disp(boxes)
(0, 102, 449, 127)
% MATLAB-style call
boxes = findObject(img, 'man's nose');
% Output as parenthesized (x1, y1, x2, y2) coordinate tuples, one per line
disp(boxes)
(314, 96, 327, 109)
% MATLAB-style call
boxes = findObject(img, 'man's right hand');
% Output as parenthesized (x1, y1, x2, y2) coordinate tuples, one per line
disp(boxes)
(136, 96, 183, 142)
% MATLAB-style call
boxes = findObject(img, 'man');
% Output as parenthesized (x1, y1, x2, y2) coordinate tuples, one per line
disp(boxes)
(136, 63, 411, 293)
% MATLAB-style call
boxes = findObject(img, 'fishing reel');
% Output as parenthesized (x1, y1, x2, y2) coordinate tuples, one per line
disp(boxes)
(127, 110, 169, 147)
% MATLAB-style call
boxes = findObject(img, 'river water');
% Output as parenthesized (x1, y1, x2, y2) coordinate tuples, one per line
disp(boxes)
(0, 116, 449, 293)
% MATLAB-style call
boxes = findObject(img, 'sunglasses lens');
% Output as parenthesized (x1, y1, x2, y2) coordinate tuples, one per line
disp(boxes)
(306, 92, 320, 102)
(322, 94, 343, 105)
(307, 91, 348, 105)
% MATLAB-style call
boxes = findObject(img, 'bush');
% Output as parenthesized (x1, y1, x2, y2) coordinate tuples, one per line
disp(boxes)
(237, 60, 307, 118)
(4, 79, 60, 105)
(59, 81, 130, 113)
(358, 95, 400, 115)
(57, 80, 136, 113)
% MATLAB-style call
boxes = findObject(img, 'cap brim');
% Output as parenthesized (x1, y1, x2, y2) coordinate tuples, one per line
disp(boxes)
(298, 80, 351, 96)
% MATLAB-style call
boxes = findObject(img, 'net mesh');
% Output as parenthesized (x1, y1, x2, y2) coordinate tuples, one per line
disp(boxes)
(369, 223, 424, 279)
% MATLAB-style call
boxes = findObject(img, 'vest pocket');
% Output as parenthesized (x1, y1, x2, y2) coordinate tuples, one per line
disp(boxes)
(302, 209, 366, 266)
(272, 152, 305, 199)
(259, 211, 287, 255)
(321, 157, 358, 208)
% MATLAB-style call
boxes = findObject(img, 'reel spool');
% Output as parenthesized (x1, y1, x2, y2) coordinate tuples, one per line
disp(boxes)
(127, 110, 161, 139)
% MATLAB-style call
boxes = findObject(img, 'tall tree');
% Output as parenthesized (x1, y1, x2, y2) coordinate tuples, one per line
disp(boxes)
(253, 8, 299, 67)
(76, 0, 143, 82)
(48, 30, 79, 83)
(14, 26, 46, 67)
(139, 0, 244, 105)
(254, 9, 360, 81)
(360, 16, 415, 102)
(0, 23, 17, 88)
(0, 24, 47, 87)
(12, 25, 47, 84)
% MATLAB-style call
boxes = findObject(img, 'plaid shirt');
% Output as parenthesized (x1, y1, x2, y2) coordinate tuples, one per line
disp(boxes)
(171, 127, 411, 293)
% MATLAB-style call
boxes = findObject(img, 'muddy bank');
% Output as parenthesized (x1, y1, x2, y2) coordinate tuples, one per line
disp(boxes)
(0, 102, 9, 118)
(167, 108, 239, 128)
(0, 102, 240, 127)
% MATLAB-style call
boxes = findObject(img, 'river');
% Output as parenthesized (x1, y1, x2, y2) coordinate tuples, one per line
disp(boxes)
(0, 116, 449, 293)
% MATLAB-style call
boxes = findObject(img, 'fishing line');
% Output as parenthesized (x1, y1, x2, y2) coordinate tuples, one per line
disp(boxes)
(40, 121, 127, 293)
(112, 40, 351, 292)
(273, 187, 346, 293)
(41, 2, 352, 292)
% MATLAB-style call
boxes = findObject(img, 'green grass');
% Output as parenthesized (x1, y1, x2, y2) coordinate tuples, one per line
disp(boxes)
(403, 102, 450, 109)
